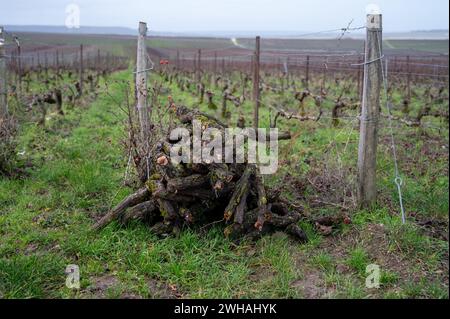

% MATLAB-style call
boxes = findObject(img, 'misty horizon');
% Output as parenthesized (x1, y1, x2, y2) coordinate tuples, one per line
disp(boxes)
(3, 25, 449, 40)
(5, 24, 450, 32)
(1, 0, 448, 34)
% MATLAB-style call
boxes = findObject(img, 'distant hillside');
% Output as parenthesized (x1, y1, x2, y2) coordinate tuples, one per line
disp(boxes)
(385, 29, 449, 40)
(5, 25, 137, 35)
(4, 25, 449, 40)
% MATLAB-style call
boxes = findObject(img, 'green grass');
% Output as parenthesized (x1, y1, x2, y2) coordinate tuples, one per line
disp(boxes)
(0, 254, 66, 298)
(0, 64, 448, 299)
(311, 252, 334, 272)
(0, 70, 304, 298)
(346, 247, 370, 276)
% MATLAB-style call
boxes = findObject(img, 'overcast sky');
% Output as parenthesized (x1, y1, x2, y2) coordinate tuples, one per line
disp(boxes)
(1, 0, 449, 32)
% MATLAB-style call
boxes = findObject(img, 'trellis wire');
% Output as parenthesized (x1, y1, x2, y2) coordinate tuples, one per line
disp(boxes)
(377, 33, 406, 224)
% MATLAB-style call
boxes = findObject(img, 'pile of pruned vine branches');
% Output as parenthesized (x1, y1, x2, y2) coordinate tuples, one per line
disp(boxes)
(93, 105, 307, 242)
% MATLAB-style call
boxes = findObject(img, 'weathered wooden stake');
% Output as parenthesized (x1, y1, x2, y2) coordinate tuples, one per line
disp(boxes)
(321, 58, 327, 91)
(135, 22, 151, 147)
(16, 38, 22, 98)
(305, 55, 310, 89)
(96, 49, 100, 69)
(44, 52, 48, 77)
(79, 44, 84, 95)
(406, 55, 411, 102)
(357, 13, 383, 207)
(196, 49, 201, 82)
(252, 36, 260, 130)
(0, 26, 8, 118)
(286, 56, 290, 84)
(196, 49, 201, 96)
(56, 49, 60, 72)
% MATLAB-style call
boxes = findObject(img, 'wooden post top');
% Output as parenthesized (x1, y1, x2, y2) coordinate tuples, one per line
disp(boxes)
(138, 22, 147, 35)
(367, 14, 382, 30)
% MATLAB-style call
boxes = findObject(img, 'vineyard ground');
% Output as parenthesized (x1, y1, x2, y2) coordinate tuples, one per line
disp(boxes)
(0, 65, 448, 298)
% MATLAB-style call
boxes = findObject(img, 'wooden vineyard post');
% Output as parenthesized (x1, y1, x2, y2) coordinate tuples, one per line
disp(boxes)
(16, 36, 22, 99)
(196, 49, 201, 95)
(305, 55, 310, 89)
(192, 54, 196, 75)
(135, 21, 151, 152)
(286, 56, 290, 86)
(0, 26, 8, 118)
(56, 49, 60, 74)
(79, 44, 84, 96)
(406, 55, 411, 102)
(277, 57, 281, 75)
(321, 58, 327, 91)
(44, 52, 48, 78)
(196, 49, 201, 82)
(252, 36, 260, 130)
(106, 53, 110, 70)
(212, 51, 217, 87)
(250, 55, 254, 79)
(357, 12, 383, 207)
(96, 49, 100, 70)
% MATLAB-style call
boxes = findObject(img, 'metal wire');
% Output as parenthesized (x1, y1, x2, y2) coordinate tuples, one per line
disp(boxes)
(271, 25, 366, 40)
(377, 32, 406, 224)
(351, 55, 385, 66)
(132, 52, 155, 74)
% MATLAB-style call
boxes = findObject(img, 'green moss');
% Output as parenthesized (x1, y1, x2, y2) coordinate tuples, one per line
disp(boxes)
(145, 180, 159, 193)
